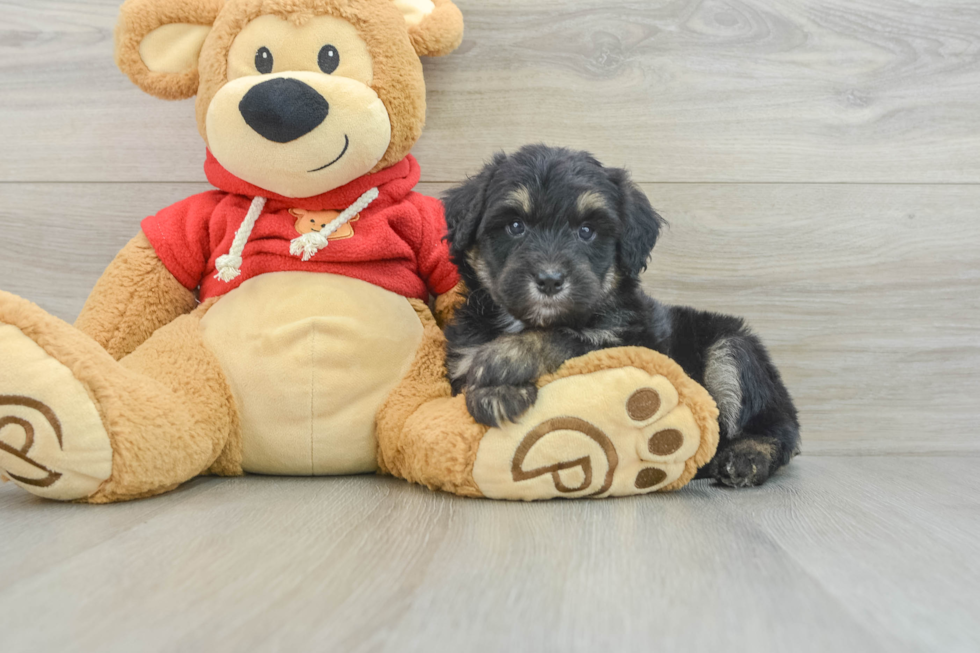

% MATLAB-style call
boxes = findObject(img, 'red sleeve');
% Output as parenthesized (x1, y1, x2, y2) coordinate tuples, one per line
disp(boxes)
(140, 191, 225, 291)
(407, 192, 460, 296)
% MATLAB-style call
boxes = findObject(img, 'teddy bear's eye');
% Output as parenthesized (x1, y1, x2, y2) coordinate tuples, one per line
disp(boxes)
(318, 45, 340, 74)
(255, 47, 274, 74)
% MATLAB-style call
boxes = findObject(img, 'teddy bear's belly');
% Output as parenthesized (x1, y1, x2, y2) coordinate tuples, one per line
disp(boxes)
(199, 272, 424, 475)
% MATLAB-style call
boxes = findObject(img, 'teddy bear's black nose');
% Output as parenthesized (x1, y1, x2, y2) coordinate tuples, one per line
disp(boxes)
(239, 78, 329, 144)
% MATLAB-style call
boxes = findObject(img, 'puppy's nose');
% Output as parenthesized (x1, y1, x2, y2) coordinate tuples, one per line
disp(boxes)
(239, 78, 329, 143)
(535, 270, 566, 296)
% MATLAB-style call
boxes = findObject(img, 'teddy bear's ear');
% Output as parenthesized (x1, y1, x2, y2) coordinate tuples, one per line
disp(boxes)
(394, 0, 464, 57)
(115, 0, 225, 100)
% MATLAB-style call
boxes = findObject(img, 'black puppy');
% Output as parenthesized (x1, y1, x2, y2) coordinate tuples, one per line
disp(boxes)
(442, 144, 800, 488)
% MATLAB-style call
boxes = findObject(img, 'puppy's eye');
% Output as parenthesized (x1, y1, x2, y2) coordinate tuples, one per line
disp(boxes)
(255, 47, 274, 74)
(318, 45, 340, 74)
(505, 220, 526, 237)
(578, 224, 596, 242)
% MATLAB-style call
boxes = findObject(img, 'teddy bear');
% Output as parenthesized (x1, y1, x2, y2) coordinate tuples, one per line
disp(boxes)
(0, 0, 719, 504)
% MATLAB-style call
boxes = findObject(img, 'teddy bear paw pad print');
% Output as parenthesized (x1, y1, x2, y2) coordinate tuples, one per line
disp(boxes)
(0, 324, 112, 500)
(471, 366, 705, 500)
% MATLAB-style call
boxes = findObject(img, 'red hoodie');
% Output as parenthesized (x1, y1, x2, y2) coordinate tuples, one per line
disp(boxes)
(141, 153, 458, 302)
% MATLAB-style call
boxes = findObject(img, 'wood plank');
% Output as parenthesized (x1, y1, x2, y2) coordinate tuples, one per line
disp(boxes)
(0, 183, 208, 321)
(2, 1, 980, 183)
(742, 456, 980, 653)
(639, 182, 980, 455)
(0, 477, 216, 592)
(2, 181, 978, 453)
(1, 457, 978, 652)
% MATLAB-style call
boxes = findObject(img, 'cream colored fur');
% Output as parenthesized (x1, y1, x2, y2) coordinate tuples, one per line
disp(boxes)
(140, 23, 212, 73)
(200, 273, 424, 475)
(0, 325, 113, 500)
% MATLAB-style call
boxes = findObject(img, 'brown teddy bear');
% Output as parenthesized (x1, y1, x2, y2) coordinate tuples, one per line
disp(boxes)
(0, 0, 719, 503)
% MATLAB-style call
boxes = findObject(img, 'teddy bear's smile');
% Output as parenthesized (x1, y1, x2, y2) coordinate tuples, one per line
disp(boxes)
(308, 134, 350, 173)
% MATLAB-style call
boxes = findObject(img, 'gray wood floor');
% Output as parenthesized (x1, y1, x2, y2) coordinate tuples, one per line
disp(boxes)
(2, 456, 979, 653)
(1, 1, 979, 651)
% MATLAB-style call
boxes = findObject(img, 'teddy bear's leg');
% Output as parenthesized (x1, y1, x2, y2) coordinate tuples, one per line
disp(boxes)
(376, 300, 485, 497)
(0, 291, 238, 503)
(379, 320, 721, 500)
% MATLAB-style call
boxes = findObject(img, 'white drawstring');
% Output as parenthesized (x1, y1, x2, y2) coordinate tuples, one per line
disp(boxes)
(214, 196, 267, 282)
(289, 187, 379, 262)
(212, 187, 380, 283)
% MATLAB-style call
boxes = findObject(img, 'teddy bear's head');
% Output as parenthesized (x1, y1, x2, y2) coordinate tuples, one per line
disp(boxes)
(116, 0, 463, 198)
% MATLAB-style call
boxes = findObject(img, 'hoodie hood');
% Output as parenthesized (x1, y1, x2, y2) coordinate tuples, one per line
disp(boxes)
(204, 150, 421, 211)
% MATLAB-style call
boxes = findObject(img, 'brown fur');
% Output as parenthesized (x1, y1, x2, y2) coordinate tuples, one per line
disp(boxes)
(506, 186, 533, 214)
(376, 299, 484, 496)
(115, 0, 225, 101)
(75, 232, 198, 360)
(408, 0, 464, 57)
(0, 291, 240, 503)
(433, 282, 466, 328)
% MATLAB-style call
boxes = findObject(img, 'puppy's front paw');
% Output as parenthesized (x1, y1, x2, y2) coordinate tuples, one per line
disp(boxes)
(465, 385, 538, 428)
(466, 339, 540, 388)
(713, 438, 777, 488)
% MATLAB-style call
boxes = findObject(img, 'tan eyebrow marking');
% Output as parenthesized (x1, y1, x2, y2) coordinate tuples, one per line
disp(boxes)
(577, 190, 609, 214)
(506, 186, 533, 214)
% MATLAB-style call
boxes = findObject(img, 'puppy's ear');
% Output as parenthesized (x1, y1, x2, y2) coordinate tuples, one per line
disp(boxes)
(443, 152, 506, 262)
(608, 167, 666, 277)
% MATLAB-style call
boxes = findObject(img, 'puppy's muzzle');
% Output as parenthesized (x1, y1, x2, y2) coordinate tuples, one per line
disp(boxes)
(535, 269, 566, 296)
(239, 78, 329, 144)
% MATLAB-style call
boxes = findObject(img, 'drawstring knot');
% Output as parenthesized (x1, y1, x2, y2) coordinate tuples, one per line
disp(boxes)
(214, 196, 267, 282)
(289, 187, 379, 262)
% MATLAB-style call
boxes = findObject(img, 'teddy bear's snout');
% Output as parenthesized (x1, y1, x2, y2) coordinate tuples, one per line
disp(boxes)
(239, 77, 330, 144)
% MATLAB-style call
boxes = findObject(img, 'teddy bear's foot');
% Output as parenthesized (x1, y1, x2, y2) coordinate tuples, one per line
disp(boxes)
(1, 290, 241, 503)
(0, 299, 113, 500)
(470, 355, 719, 500)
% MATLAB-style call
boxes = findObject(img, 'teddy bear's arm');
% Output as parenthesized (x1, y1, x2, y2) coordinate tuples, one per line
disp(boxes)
(434, 283, 466, 328)
(74, 231, 198, 360)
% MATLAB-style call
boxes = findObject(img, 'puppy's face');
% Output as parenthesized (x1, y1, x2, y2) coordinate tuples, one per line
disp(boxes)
(471, 176, 619, 327)
(444, 145, 664, 327)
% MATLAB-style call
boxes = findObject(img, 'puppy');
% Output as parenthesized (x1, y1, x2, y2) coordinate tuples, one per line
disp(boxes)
(442, 144, 801, 488)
